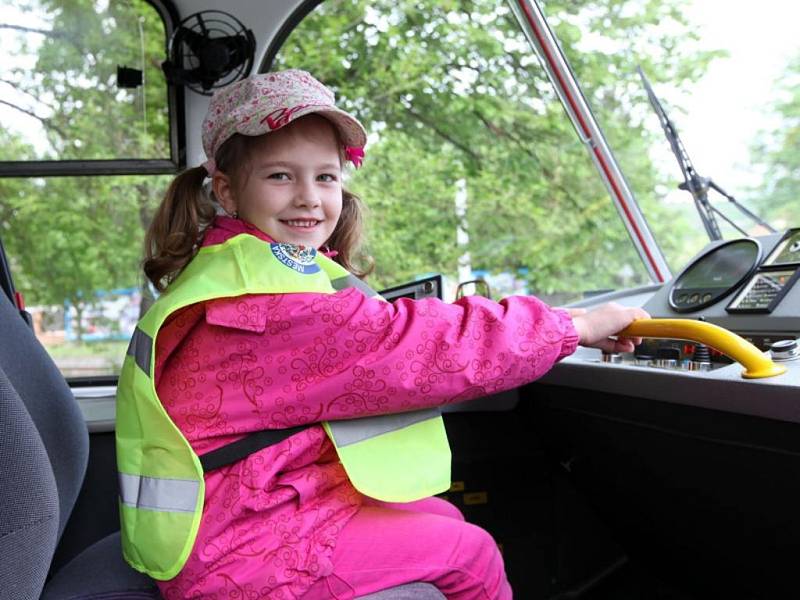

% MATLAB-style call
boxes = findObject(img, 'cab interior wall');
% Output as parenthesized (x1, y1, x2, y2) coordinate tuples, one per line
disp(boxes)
(173, 0, 308, 165)
(530, 383, 800, 598)
(444, 381, 800, 598)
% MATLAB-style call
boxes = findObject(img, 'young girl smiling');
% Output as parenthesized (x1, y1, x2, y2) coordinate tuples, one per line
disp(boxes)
(116, 69, 647, 600)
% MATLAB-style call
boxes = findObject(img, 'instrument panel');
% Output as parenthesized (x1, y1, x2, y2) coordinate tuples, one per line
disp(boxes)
(545, 228, 800, 428)
(669, 238, 761, 312)
(727, 229, 800, 313)
(630, 229, 800, 368)
(649, 229, 800, 335)
(727, 269, 800, 313)
(379, 274, 443, 301)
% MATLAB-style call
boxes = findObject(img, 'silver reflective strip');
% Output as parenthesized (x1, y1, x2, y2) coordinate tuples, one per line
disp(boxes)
(118, 472, 199, 513)
(126, 327, 153, 375)
(329, 408, 441, 448)
(331, 274, 377, 297)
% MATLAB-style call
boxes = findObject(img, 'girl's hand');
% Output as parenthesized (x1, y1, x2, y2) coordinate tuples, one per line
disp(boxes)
(570, 302, 650, 354)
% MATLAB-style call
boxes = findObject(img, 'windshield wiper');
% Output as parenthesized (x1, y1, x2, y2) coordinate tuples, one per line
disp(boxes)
(637, 66, 775, 240)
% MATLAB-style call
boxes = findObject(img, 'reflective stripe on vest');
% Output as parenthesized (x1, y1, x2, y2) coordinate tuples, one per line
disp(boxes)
(119, 472, 199, 513)
(126, 327, 152, 374)
(328, 408, 441, 447)
(330, 273, 377, 297)
(116, 234, 451, 580)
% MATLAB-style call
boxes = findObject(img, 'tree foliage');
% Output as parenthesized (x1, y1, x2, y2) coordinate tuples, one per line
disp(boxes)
(2, 0, 169, 160)
(750, 52, 800, 229)
(0, 0, 738, 329)
(1, 0, 170, 338)
(274, 0, 720, 296)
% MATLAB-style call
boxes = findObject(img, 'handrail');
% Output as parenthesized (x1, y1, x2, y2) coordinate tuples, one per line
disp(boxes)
(620, 319, 787, 379)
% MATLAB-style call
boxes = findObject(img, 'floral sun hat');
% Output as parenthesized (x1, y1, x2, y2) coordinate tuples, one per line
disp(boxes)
(201, 69, 367, 174)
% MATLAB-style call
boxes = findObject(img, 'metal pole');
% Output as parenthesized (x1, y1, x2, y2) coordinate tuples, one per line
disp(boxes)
(455, 178, 474, 294)
(508, 0, 671, 283)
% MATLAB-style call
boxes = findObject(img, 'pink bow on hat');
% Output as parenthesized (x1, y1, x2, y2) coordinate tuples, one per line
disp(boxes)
(345, 146, 365, 168)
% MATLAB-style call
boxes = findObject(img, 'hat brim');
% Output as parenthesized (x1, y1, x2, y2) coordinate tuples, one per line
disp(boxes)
(235, 104, 368, 149)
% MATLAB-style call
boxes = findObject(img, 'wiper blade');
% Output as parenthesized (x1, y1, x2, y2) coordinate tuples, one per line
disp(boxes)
(638, 66, 775, 240)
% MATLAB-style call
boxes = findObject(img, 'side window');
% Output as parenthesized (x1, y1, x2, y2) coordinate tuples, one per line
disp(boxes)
(0, 0, 176, 378)
(1, 0, 175, 167)
(272, 0, 661, 304)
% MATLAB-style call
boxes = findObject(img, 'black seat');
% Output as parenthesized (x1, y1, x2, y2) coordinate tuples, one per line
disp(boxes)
(0, 288, 443, 599)
(0, 287, 155, 600)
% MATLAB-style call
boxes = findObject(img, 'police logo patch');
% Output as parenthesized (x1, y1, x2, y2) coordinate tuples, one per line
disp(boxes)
(270, 243, 321, 274)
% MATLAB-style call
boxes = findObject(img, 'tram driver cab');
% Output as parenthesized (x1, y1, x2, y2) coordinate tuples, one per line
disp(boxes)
(1, 0, 799, 599)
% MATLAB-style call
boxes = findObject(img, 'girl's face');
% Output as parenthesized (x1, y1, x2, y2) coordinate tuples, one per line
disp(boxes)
(214, 116, 343, 249)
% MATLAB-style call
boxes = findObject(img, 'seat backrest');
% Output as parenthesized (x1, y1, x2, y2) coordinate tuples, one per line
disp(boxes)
(0, 363, 60, 600)
(0, 289, 89, 542)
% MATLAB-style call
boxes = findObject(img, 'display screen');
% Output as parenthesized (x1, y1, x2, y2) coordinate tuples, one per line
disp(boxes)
(765, 229, 800, 266)
(669, 239, 761, 312)
(727, 268, 798, 311)
(379, 274, 442, 302)
(673, 240, 760, 290)
(388, 292, 416, 301)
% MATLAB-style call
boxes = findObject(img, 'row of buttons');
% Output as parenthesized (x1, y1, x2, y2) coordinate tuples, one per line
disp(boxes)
(600, 354, 713, 371)
(676, 292, 713, 305)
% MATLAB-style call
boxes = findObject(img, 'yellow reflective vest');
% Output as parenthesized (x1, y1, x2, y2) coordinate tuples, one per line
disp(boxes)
(116, 234, 451, 580)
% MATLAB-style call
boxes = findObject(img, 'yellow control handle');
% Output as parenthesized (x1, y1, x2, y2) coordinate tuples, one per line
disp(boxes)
(619, 319, 787, 380)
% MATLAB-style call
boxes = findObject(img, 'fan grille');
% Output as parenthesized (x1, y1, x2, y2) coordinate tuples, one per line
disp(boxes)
(164, 10, 255, 95)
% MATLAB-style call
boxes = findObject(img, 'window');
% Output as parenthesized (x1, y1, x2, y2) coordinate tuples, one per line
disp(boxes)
(1, 0, 180, 174)
(1, 0, 177, 378)
(271, 0, 653, 304)
(553, 0, 800, 272)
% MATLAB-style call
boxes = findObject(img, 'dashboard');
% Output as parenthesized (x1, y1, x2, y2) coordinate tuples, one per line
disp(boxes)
(542, 228, 800, 424)
(644, 228, 800, 356)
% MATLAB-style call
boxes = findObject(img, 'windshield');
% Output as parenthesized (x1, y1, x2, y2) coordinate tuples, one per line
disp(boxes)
(3, 0, 797, 380)
(552, 0, 800, 272)
(274, 0, 669, 305)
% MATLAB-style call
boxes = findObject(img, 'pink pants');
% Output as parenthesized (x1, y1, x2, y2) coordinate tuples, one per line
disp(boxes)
(303, 497, 512, 599)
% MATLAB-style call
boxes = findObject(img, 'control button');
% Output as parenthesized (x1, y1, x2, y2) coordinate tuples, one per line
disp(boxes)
(702, 293, 712, 303)
(601, 353, 622, 363)
(771, 339, 799, 361)
(656, 347, 681, 361)
(689, 293, 699, 304)
(693, 362, 712, 372)
(692, 344, 712, 363)
(678, 294, 688, 303)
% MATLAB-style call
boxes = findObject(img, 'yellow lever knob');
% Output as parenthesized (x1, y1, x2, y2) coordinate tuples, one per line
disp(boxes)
(620, 319, 787, 379)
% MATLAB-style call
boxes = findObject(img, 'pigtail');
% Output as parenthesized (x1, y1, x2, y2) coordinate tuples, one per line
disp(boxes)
(143, 166, 216, 291)
(327, 188, 374, 279)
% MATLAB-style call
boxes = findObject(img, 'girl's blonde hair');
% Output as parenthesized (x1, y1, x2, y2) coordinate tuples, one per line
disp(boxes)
(143, 130, 373, 292)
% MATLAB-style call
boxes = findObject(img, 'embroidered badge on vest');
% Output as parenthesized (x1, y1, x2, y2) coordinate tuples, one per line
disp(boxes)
(270, 243, 321, 274)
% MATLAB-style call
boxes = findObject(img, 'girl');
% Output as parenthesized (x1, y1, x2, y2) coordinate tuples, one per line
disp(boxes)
(116, 69, 648, 600)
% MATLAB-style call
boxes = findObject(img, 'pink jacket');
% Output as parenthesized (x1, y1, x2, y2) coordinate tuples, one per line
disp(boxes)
(155, 216, 579, 599)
